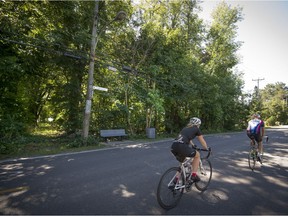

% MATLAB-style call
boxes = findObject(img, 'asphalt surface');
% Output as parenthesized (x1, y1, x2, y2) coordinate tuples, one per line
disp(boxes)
(0, 127, 287, 215)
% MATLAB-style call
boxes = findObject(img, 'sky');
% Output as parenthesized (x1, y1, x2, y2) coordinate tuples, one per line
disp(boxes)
(199, 0, 288, 93)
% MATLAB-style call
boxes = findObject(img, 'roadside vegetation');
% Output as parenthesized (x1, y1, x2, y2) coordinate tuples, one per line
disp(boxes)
(0, 123, 242, 161)
(1, 1, 287, 160)
(0, 124, 100, 160)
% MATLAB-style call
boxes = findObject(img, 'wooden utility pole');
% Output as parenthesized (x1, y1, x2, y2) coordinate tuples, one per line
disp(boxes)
(252, 78, 265, 90)
(252, 78, 264, 97)
(82, 0, 99, 139)
(82, 2, 126, 139)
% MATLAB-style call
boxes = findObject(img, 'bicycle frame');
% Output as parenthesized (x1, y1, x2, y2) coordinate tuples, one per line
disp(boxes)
(199, 158, 207, 175)
(250, 138, 264, 158)
(249, 144, 258, 159)
(171, 149, 210, 191)
(168, 158, 190, 191)
(250, 140, 258, 155)
(248, 138, 265, 170)
(250, 135, 268, 152)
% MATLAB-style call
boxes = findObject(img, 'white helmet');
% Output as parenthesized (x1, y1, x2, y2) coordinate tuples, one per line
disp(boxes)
(253, 113, 260, 118)
(189, 117, 201, 126)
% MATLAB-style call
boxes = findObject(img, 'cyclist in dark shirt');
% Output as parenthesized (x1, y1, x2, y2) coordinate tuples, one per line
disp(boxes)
(171, 117, 209, 182)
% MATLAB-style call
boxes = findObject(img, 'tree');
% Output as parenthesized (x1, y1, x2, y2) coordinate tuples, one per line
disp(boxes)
(261, 83, 288, 125)
(200, 1, 243, 130)
(0, 0, 249, 140)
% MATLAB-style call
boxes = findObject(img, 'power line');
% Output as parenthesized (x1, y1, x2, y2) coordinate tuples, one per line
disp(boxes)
(0, 30, 194, 90)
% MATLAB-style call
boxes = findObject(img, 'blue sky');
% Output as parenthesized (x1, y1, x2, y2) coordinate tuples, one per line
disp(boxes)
(199, 0, 288, 92)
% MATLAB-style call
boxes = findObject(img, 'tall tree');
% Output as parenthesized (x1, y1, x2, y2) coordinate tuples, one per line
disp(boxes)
(201, 2, 243, 130)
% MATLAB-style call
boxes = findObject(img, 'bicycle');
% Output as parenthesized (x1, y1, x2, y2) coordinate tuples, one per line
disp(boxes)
(248, 135, 268, 170)
(156, 147, 212, 210)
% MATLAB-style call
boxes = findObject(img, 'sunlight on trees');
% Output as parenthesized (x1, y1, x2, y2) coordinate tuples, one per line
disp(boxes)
(1, 0, 286, 142)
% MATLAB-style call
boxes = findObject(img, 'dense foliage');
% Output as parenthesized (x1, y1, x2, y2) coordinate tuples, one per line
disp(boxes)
(1, 0, 287, 142)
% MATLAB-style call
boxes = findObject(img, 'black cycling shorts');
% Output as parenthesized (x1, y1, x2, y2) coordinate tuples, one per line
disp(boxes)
(247, 133, 262, 143)
(171, 141, 196, 162)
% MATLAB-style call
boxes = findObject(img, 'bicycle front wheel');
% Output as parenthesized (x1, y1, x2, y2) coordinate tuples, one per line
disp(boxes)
(248, 149, 256, 170)
(156, 167, 184, 210)
(195, 159, 212, 191)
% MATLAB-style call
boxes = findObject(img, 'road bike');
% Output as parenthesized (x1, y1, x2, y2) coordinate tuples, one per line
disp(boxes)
(156, 147, 212, 210)
(248, 135, 268, 170)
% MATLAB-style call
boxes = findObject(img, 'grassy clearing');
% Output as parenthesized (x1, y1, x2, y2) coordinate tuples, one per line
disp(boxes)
(0, 137, 106, 161)
(0, 126, 174, 161)
(0, 126, 106, 160)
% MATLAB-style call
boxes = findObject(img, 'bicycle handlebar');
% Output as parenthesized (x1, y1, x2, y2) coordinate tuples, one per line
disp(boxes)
(193, 146, 212, 159)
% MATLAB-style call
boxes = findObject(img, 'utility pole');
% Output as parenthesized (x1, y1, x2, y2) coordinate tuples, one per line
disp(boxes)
(252, 78, 264, 90)
(252, 78, 264, 97)
(82, 0, 99, 139)
(82, 1, 127, 139)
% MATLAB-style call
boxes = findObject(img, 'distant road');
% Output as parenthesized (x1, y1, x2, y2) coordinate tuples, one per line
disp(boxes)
(0, 127, 287, 215)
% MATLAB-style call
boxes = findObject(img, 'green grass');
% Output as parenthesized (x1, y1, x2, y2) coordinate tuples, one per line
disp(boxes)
(0, 125, 107, 160)
(0, 137, 106, 161)
(0, 126, 174, 161)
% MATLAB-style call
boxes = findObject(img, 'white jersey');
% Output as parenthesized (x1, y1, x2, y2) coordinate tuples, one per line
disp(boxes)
(247, 118, 264, 135)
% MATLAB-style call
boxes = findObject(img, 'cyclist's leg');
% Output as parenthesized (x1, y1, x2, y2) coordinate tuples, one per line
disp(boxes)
(247, 133, 255, 146)
(174, 143, 198, 178)
(191, 151, 200, 173)
(184, 147, 200, 181)
(258, 141, 263, 154)
(247, 134, 257, 169)
(251, 135, 258, 154)
(254, 135, 263, 163)
(171, 142, 186, 181)
(258, 135, 263, 154)
(253, 137, 256, 146)
(254, 135, 261, 153)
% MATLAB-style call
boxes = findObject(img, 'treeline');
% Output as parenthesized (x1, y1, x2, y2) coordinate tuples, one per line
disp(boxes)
(0, 0, 287, 140)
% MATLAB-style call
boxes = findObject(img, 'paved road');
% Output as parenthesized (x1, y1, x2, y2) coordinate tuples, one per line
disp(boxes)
(0, 128, 287, 215)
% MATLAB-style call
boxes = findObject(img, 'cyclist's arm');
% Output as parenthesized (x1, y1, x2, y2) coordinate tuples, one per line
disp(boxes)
(261, 120, 265, 137)
(197, 135, 208, 150)
(261, 126, 265, 137)
(247, 122, 251, 132)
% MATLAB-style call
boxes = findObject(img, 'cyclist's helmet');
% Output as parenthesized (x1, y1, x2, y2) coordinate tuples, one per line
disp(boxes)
(189, 117, 201, 126)
(254, 113, 260, 118)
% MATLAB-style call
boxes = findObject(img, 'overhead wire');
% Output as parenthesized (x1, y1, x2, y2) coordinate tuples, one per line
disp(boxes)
(1, 31, 190, 100)
(1, 16, 185, 91)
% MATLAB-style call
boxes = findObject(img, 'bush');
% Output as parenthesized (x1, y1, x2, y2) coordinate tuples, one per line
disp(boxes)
(0, 114, 26, 139)
(0, 142, 18, 155)
(265, 116, 276, 126)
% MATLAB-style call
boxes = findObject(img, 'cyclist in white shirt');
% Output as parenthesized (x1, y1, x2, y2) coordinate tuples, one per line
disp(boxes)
(247, 113, 265, 162)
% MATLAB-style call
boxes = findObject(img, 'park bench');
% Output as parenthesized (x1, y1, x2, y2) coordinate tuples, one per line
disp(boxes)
(100, 129, 128, 142)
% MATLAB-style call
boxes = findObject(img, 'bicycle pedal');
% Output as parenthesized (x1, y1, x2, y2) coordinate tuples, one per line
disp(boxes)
(185, 182, 192, 191)
(188, 179, 194, 185)
(185, 187, 192, 192)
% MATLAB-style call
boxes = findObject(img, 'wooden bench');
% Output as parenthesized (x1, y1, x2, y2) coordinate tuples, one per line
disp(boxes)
(100, 129, 128, 142)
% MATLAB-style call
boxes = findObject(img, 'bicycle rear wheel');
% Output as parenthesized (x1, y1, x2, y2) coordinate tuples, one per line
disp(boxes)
(156, 167, 184, 210)
(195, 159, 212, 191)
(248, 149, 256, 170)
